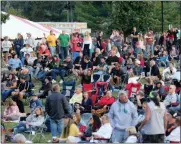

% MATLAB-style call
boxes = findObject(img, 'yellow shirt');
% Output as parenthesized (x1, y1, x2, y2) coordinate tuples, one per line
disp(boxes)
(61, 123, 79, 140)
(69, 93, 83, 104)
(47, 34, 57, 47)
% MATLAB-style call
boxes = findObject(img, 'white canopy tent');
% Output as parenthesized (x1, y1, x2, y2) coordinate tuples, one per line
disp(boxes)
(1, 12, 61, 39)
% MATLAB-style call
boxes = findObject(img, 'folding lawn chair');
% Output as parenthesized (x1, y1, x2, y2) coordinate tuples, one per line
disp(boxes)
(24, 114, 48, 143)
(61, 80, 76, 99)
(125, 82, 141, 98)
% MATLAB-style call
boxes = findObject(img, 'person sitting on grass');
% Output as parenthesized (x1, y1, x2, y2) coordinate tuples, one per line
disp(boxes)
(30, 94, 43, 113)
(3, 99, 25, 121)
(90, 114, 113, 143)
(11, 107, 44, 134)
(109, 63, 125, 87)
(53, 114, 79, 143)
(2, 78, 18, 102)
(38, 76, 52, 99)
(92, 91, 115, 110)
(11, 76, 32, 113)
(69, 87, 83, 105)
(51, 56, 73, 84)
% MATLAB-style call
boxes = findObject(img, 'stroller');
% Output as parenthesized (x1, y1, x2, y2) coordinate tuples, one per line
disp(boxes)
(61, 80, 76, 99)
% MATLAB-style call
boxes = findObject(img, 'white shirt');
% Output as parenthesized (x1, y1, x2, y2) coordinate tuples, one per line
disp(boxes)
(92, 123, 113, 143)
(2, 40, 12, 52)
(163, 67, 177, 78)
(128, 77, 139, 84)
(163, 93, 177, 106)
(20, 47, 33, 57)
(166, 127, 180, 142)
(125, 135, 138, 143)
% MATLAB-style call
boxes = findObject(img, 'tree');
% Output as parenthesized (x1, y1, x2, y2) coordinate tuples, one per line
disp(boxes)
(110, 1, 155, 35)
(1, 13, 9, 24)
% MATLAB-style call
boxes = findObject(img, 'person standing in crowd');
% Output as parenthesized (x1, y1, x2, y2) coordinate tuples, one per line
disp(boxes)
(45, 84, 70, 140)
(138, 92, 167, 143)
(131, 27, 139, 51)
(108, 90, 138, 143)
(71, 32, 81, 61)
(112, 30, 123, 54)
(97, 31, 103, 53)
(58, 30, 70, 60)
(2, 36, 12, 64)
(145, 28, 154, 55)
(14, 33, 24, 59)
(82, 31, 92, 57)
(47, 30, 57, 56)
(25, 33, 35, 50)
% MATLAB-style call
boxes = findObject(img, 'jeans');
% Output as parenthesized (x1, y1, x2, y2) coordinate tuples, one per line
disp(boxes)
(49, 46, 56, 56)
(21, 56, 25, 66)
(51, 68, 66, 81)
(13, 122, 30, 134)
(2, 89, 14, 102)
(132, 41, 137, 50)
(111, 129, 128, 143)
(50, 118, 63, 137)
(142, 134, 164, 143)
(15, 45, 21, 59)
(146, 44, 154, 55)
(61, 47, 68, 60)
(37, 71, 48, 81)
(72, 52, 79, 62)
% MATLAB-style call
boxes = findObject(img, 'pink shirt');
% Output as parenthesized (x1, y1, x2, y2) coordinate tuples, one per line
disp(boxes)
(4, 106, 20, 117)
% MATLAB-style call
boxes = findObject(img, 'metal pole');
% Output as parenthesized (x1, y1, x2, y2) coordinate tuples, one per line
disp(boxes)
(161, 1, 164, 33)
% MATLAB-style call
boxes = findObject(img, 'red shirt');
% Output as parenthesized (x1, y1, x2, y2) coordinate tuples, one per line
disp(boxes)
(38, 45, 50, 56)
(71, 37, 81, 52)
(97, 96, 115, 106)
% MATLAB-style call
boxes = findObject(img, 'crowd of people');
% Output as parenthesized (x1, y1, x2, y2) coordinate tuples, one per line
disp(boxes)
(1, 26, 181, 143)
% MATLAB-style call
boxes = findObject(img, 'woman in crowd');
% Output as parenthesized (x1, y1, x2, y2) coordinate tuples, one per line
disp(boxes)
(82, 31, 92, 57)
(80, 91, 92, 113)
(3, 99, 25, 121)
(71, 32, 82, 61)
(138, 92, 167, 143)
(37, 43, 50, 57)
(97, 31, 103, 53)
(2, 36, 12, 64)
(91, 48, 101, 66)
(54, 114, 79, 143)
(8, 54, 22, 71)
(11, 107, 44, 134)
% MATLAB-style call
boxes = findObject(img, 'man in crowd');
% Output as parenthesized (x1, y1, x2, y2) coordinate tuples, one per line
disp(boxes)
(45, 84, 70, 140)
(47, 30, 57, 56)
(164, 85, 178, 108)
(131, 27, 139, 51)
(58, 30, 70, 60)
(25, 33, 36, 50)
(108, 90, 138, 143)
(162, 62, 177, 81)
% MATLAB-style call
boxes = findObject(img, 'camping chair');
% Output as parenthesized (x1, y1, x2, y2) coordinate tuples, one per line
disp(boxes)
(61, 80, 76, 99)
(24, 114, 48, 143)
(82, 83, 95, 97)
(125, 82, 141, 98)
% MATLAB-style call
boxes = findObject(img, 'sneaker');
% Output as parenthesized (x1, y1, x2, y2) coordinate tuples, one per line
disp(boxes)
(52, 79, 57, 83)
(59, 80, 63, 84)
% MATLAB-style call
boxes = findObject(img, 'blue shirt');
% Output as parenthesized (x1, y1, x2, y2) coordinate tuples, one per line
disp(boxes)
(30, 99, 43, 112)
(8, 58, 22, 69)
